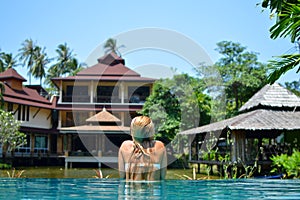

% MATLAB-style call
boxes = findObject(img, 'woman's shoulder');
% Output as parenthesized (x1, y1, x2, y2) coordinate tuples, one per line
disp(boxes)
(153, 140, 165, 149)
(120, 140, 134, 151)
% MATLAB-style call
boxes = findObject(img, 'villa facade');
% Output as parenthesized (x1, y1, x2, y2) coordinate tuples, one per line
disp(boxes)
(0, 53, 155, 166)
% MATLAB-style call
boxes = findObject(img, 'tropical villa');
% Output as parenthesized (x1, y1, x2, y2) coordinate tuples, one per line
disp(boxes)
(1, 51, 300, 172)
(0, 52, 155, 167)
(180, 83, 300, 175)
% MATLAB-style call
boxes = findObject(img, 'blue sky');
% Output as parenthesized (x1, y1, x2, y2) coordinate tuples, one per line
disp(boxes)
(0, 0, 298, 84)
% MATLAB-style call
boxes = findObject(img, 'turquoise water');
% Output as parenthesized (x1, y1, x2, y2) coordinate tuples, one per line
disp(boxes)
(0, 178, 299, 199)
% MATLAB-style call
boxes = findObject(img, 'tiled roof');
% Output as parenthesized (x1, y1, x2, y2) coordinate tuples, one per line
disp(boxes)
(59, 125, 130, 132)
(86, 107, 121, 123)
(239, 83, 300, 112)
(0, 69, 54, 109)
(0, 68, 26, 81)
(51, 53, 156, 86)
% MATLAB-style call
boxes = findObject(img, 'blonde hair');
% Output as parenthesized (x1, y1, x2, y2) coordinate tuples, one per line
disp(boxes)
(130, 116, 154, 143)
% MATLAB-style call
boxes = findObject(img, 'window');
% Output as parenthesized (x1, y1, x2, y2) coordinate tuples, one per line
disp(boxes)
(66, 86, 88, 96)
(97, 86, 119, 103)
(17, 105, 30, 121)
(66, 86, 89, 102)
(35, 135, 48, 153)
(128, 86, 150, 103)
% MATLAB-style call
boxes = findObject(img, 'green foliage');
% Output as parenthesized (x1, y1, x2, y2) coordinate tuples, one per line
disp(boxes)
(261, 0, 300, 83)
(141, 74, 211, 144)
(271, 149, 300, 178)
(196, 41, 268, 116)
(0, 163, 11, 169)
(0, 110, 27, 152)
(285, 80, 300, 96)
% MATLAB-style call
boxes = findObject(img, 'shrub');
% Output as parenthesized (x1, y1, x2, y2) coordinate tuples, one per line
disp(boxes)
(271, 150, 300, 178)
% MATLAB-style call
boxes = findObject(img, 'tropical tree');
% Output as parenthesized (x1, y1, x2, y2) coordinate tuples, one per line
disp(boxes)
(202, 41, 268, 116)
(261, 0, 300, 83)
(0, 50, 4, 72)
(285, 80, 300, 96)
(0, 53, 19, 69)
(0, 110, 27, 158)
(104, 38, 124, 56)
(47, 43, 77, 77)
(45, 43, 83, 94)
(68, 58, 86, 76)
(140, 74, 211, 147)
(0, 81, 5, 109)
(18, 39, 38, 84)
(31, 46, 51, 85)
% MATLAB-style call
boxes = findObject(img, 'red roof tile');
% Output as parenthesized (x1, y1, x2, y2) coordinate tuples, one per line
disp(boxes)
(77, 53, 140, 77)
(0, 68, 26, 81)
(51, 53, 156, 86)
(86, 108, 121, 123)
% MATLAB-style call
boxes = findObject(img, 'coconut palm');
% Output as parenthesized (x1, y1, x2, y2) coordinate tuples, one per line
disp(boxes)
(104, 38, 124, 56)
(68, 58, 86, 76)
(49, 43, 75, 77)
(0, 53, 18, 69)
(262, 0, 300, 83)
(45, 43, 82, 94)
(18, 39, 37, 84)
(0, 50, 5, 72)
(0, 81, 5, 109)
(31, 46, 51, 85)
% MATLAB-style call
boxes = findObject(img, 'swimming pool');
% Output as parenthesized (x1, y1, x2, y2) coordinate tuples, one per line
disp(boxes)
(0, 178, 299, 199)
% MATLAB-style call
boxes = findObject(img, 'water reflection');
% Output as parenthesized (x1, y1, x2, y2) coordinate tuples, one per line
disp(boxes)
(118, 180, 164, 199)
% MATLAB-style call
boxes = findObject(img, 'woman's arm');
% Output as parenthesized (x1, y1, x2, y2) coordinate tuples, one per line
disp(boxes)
(118, 145, 126, 179)
(160, 147, 167, 179)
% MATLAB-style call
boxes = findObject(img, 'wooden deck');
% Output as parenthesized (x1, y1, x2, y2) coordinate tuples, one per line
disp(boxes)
(63, 156, 118, 169)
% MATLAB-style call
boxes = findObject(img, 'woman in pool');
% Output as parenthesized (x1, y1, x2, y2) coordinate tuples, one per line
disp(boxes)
(118, 116, 167, 181)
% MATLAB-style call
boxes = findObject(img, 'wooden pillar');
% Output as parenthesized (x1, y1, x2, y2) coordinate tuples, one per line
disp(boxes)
(67, 134, 72, 152)
(47, 134, 51, 155)
(58, 80, 62, 103)
(90, 80, 94, 103)
(57, 135, 63, 155)
(30, 133, 35, 156)
(120, 82, 125, 104)
(231, 130, 246, 163)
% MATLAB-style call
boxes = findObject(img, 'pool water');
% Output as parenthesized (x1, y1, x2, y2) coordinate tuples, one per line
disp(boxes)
(0, 178, 299, 199)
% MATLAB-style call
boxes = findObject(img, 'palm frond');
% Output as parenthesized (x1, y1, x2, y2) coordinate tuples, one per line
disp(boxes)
(267, 53, 300, 83)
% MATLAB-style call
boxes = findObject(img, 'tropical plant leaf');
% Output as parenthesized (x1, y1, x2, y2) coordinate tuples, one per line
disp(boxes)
(268, 54, 300, 83)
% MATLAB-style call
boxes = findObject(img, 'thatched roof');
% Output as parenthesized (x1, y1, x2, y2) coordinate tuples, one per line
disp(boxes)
(239, 83, 300, 112)
(59, 107, 130, 134)
(86, 107, 121, 123)
(180, 109, 300, 135)
(59, 124, 130, 133)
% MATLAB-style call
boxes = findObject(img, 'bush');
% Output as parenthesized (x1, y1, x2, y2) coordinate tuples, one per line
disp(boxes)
(0, 163, 11, 169)
(271, 150, 300, 178)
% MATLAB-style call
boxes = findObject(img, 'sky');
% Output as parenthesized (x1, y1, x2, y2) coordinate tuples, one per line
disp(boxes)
(0, 0, 298, 85)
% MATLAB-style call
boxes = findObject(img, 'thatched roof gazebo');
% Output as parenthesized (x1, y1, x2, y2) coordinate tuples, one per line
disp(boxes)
(180, 83, 300, 174)
(60, 108, 130, 157)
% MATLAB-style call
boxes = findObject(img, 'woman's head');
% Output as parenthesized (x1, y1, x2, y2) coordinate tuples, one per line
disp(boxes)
(130, 116, 154, 142)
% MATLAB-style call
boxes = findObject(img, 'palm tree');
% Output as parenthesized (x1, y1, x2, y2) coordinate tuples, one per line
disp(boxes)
(49, 43, 74, 77)
(1, 53, 19, 69)
(68, 58, 86, 76)
(262, 0, 300, 83)
(0, 81, 5, 109)
(45, 43, 82, 94)
(104, 38, 124, 56)
(31, 46, 51, 85)
(18, 39, 37, 84)
(0, 50, 5, 72)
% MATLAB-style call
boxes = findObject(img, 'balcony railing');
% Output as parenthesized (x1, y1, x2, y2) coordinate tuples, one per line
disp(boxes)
(61, 95, 146, 104)
(62, 95, 90, 103)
